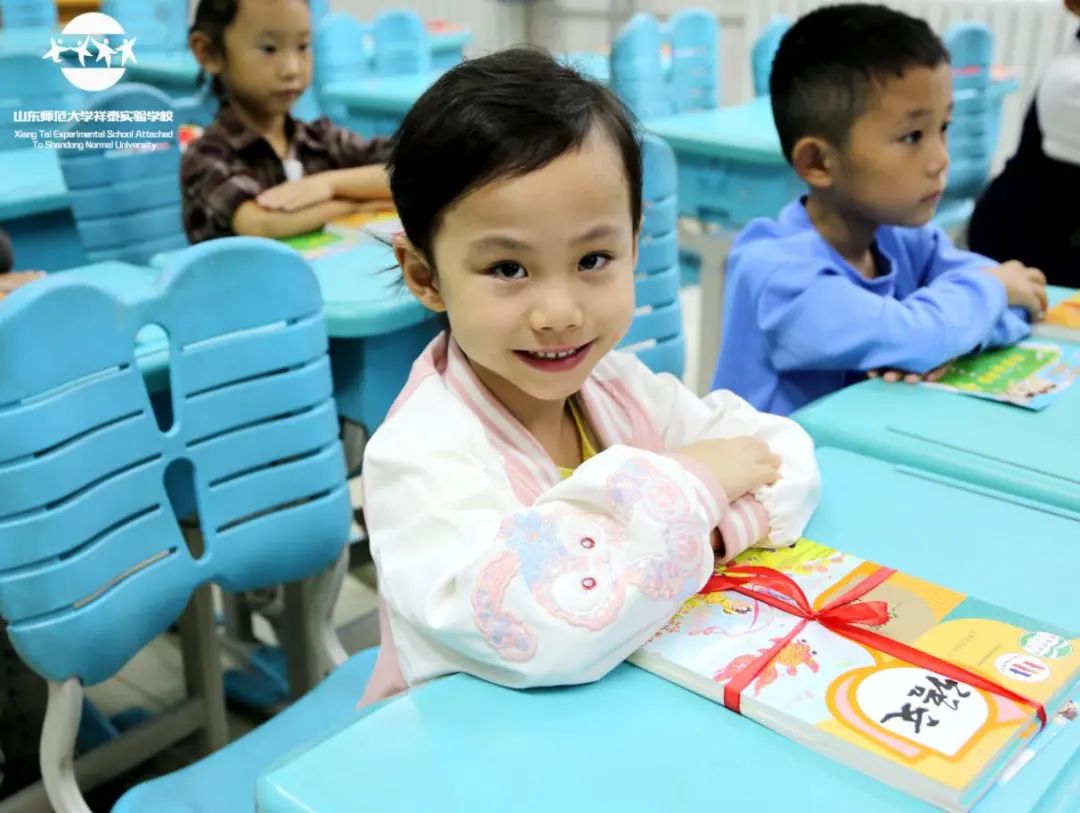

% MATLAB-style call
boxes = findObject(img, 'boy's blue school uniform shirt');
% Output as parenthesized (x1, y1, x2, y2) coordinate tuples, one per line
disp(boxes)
(713, 200, 1031, 416)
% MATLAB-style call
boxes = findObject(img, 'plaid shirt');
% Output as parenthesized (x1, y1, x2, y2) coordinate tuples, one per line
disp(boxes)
(180, 105, 391, 244)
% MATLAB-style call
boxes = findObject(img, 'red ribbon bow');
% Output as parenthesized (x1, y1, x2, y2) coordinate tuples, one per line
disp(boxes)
(703, 564, 1046, 727)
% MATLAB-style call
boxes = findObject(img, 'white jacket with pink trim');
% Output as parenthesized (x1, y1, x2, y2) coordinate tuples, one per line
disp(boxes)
(359, 333, 820, 704)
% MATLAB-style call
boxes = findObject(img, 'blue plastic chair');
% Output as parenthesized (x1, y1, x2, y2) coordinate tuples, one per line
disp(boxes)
(372, 9, 431, 77)
(936, 23, 994, 237)
(0, 53, 85, 150)
(58, 84, 188, 266)
(0, 237, 370, 812)
(0, 0, 56, 28)
(611, 13, 672, 121)
(618, 134, 684, 377)
(315, 11, 373, 126)
(101, 0, 188, 55)
(751, 16, 790, 97)
(668, 9, 719, 113)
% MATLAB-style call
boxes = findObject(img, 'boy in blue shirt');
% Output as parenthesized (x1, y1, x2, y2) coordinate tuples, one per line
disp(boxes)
(713, 3, 1048, 416)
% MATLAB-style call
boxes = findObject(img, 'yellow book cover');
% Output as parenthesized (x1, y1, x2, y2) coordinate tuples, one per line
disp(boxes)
(631, 539, 1080, 812)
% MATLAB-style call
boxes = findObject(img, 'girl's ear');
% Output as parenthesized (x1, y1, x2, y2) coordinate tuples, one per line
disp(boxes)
(189, 30, 224, 78)
(395, 237, 446, 313)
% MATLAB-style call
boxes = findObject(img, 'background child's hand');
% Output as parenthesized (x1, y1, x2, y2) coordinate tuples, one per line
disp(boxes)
(679, 436, 781, 502)
(868, 360, 952, 384)
(0, 270, 46, 294)
(256, 175, 336, 212)
(985, 260, 1048, 319)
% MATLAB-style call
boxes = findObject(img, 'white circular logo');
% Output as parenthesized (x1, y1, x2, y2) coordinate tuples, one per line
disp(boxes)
(995, 653, 1051, 683)
(42, 12, 137, 92)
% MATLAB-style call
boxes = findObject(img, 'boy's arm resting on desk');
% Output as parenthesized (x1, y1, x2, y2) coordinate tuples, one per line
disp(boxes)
(600, 353, 819, 556)
(363, 413, 729, 688)
(757, 262, 1011, 374)
(232, 198, 360, 239)
(915, 226, 1033, 350)
(326, 164, 391, 202)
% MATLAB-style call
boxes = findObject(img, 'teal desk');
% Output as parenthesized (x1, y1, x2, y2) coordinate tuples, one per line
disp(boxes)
(256, 448, 1080, 813)
(795, 287, 1080, 514)
(0, 148, 83, 270)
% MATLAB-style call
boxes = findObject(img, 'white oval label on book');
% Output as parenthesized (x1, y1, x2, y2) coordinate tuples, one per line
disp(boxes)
(857, 667, 988, 757)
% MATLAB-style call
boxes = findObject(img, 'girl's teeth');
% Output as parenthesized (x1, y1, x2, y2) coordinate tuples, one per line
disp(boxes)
(528, 348, 579, 360)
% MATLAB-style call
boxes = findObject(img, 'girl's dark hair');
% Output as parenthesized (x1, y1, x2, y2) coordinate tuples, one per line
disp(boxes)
(389, 47, 643, 264)
(188, 0, 309, 100)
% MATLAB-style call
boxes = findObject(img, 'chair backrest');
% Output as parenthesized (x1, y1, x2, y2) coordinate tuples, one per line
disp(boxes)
(945, 22, 994, 201)
(668, 8, 719, 113)
(101, 0, 188, 55)
(611, 13, 672, 120)
(752, 16, 790, 97)
(59, 84, 188, 265)
(0, 238, 352, 685)
(372, 10, 431, 77)
(0, 0, 56, 28)
(0, 54, 85, 150)
(618, 134, 684, 377)
(315, 12, 372, 90)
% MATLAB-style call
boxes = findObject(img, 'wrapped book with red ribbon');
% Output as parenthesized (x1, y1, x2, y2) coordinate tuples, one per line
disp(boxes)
(631, 539, 1080, 813)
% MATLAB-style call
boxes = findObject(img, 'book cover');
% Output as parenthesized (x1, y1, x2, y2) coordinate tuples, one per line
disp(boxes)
(921, 341, 1080, 410)
(631, 540, 1080, 812)
(1033, 292, 1080, 343)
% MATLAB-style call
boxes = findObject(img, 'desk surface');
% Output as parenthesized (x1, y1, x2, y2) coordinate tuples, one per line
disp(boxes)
(646, 96, 788, 163)
(257, 447, 1080, 813)
(795, 287, 1080, 513)
(0, 149, 68, 221)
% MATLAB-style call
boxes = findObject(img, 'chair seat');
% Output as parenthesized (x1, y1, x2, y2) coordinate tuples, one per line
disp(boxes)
(112, 647, 380, 813)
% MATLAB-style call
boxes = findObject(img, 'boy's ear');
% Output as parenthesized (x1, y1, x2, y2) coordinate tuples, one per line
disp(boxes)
(395, 237, 446, 313)
(791, 135, 836, 191)
(189, 31, 224, 77)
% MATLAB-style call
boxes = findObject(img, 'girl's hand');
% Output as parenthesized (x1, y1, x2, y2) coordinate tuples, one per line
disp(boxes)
(0, 270, 46, 294)
(679, 436, 781, 502)
(256, 174, 336, 212)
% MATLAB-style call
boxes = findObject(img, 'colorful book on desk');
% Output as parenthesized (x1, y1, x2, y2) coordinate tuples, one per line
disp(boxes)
(630, 539, 1080, 813)
(325, 208, 402, 243)
(921, 340, 1080, 410)
(279, 230, 359, 260)
(1033, 292, 1080, 343)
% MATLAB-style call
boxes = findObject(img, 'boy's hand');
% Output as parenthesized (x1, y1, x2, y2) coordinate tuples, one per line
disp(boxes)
(868, 361, 952, 384)
(985, 261, 1048, 319)
(679, 436, 781, 502)
(256, 175, 336, 212)
(0, 270, 46, 294)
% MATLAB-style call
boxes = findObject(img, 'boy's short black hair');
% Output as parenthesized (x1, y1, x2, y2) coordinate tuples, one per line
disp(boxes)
(770, 3, 949, 162)
(389, 47, 643, 265)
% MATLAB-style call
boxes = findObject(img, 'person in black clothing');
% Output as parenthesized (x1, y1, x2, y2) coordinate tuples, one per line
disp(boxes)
(968, 2, 1080, 288)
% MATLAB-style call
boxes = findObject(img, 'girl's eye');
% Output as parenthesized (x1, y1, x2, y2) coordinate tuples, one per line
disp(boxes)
(489, 262, 527, 280)
(901, 130, 923, 145)
(260, 44, 277, 55)
(298, 42, 310, 53)
(579, 253, 612, 272)
(941, 120, 951, 135)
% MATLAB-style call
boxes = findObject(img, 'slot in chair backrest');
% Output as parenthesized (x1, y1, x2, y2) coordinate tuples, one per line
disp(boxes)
(100, 0, 187, 55)
(372, 10, 431, 77)
(0, 0, 56, 28)
(618, 134, 684, 377)
(667, 8, 719, 113)
(58, 84, 188, 265)
(945, 22, 994, 201)
(0, 54, 84, 150)
(752, 16, 790, 97)
(0, 237, 352, 686)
